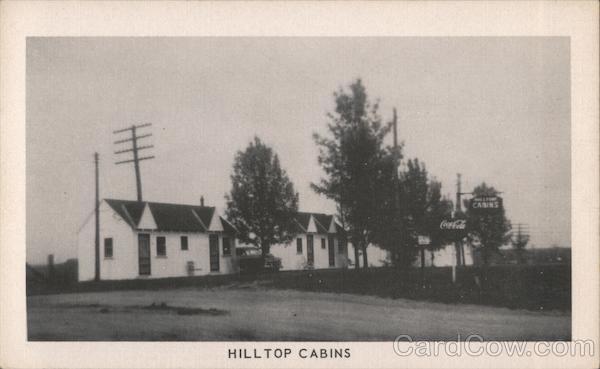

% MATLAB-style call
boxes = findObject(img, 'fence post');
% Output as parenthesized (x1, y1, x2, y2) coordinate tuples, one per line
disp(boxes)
(452, 264, 456, 284)
(47, 254, 55, 283)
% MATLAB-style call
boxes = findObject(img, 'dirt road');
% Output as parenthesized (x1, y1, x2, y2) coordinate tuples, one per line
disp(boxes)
(27, 285, 570, 341)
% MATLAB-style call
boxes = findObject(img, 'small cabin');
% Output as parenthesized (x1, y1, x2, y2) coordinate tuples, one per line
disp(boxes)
(269, 212, 349, 270)
(77, 199, 237, 281)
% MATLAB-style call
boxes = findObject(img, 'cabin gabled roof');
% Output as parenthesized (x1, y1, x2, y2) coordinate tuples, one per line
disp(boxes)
(312, 213, 333, 234)
(105, 199, 146, 228)
(220, 217, 238, 235)
(148, 202, 214, 232)
(104, 199, 232, 234)
(294, 211, 335, 234)
(104, 199, 340, 236)
(294, 212, 312, 232)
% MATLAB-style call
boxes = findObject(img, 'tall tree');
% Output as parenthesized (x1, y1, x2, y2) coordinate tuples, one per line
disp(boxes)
(400, 159, 428, 268)
(397, 159, 454, 268)
(423, 180, 455, 266)
(465, 183, 512, 265)
(370, 149, 411, 268)
(312, 79, 391, 269)
(225, 137, 299, 258)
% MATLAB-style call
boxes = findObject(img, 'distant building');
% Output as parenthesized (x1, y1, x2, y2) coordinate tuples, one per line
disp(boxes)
(269, 212, 349, 270)
(344, 241, 475, 268)
(77, 199, 238, 281)
(347, 244, 391, 268)
(413, 244, 474, 267)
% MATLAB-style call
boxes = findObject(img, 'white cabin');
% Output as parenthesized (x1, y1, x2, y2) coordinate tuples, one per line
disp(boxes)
(269, 212, 349, 270)
(77, 199, 238, 281)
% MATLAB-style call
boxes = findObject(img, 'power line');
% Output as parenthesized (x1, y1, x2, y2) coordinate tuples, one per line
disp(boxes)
(113, 123, 155, 202)
(512, 223, 530, 250)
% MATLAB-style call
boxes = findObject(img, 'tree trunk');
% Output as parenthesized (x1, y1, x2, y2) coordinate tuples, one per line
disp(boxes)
(482, 247, 489, 266)
(430, 251, 435, 267)
(390, 249, 398, 268)
(260, 240, 269, 270)
(259, 239, 269, 258)
(353, 242, 360, 269)
(361, 243, 369, 268)
(420, 247, 425, 269)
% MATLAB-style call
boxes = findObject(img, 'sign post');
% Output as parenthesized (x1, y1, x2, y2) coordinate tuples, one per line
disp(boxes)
(452, 263, 456, 284)
(438, 217, 467, 284)
(417, 235, 431, 274)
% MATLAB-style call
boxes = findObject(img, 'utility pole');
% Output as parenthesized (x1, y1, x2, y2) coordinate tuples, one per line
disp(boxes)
(456, 173, 462, 213)
(113, 123, 154, 202)
(94, 152, 100, 282)
(455, 173, 463, 267)
(392, 108, 402, 268)
(512, 223, 530, 264)
(392, 108, 399, 191)
(514, 223, 530, 242)
(392, 108, 398, 150)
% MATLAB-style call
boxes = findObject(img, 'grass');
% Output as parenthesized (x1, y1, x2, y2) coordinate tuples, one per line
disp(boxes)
(27, 288, 571, 341)
(266, 264, 571, 311)
(27, 264, 570, 311)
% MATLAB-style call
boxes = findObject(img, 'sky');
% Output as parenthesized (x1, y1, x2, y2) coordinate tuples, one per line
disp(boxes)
(26, 37, 571, 264)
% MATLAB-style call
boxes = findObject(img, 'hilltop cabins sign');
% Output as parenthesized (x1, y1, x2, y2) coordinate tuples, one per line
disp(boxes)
(469, 195, 503, 213)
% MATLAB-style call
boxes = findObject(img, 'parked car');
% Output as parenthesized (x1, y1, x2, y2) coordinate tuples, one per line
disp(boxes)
(236, 246, 282, 273)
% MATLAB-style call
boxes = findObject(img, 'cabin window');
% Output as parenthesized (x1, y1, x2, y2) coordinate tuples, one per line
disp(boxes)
(296, 238, 303, 254)
(180, 236, 188, 250)
(222, 237, 232, 256)
(104, 238, 113, 258)
(157, 236, 166, 256)
(321, 238, 326, 249)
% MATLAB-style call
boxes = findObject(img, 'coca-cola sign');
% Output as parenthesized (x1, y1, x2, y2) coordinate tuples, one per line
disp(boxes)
(438, 218, 468, 240)
(439, 219, 467, 230)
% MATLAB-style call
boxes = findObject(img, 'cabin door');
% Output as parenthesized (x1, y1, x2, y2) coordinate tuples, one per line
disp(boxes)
(328, 235, 335, 267)
(307, 235, 314, 266)
(209, 234, 220, 272)
(138, 233, 151, 276)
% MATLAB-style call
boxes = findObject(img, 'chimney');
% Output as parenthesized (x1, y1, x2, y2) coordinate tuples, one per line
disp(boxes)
(200, 196, 205, 207)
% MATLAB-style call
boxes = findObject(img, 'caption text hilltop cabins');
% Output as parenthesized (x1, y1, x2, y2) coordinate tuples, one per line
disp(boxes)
(77, 198, 351, 281)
